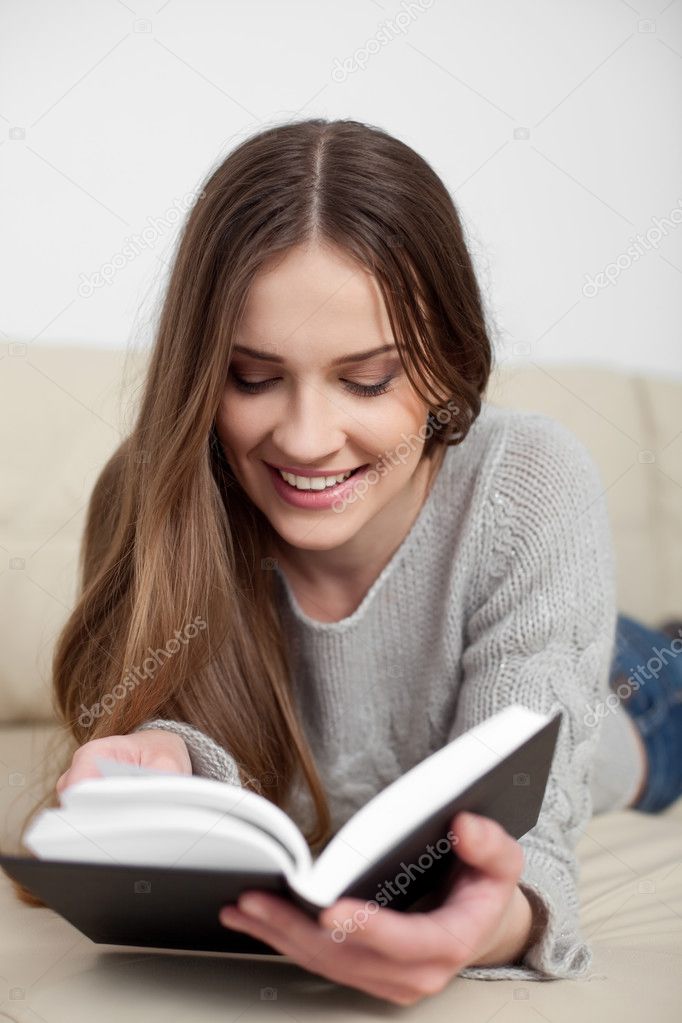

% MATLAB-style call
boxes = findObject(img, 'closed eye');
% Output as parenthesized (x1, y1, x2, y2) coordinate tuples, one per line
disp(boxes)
(229, 372, 395, 398)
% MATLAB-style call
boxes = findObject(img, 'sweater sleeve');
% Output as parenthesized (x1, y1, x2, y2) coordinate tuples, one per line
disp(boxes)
(132, 719, 243, 786)
(452, 413, 617, 982)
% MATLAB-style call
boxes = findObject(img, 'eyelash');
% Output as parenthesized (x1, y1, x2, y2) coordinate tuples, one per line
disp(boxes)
(229, 372, 395, 398)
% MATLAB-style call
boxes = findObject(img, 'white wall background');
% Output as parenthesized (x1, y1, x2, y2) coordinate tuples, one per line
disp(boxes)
(1, 0, 680, 377)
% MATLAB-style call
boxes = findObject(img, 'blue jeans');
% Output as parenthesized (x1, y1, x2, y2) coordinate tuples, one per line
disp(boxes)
(609, 613, 682, 812)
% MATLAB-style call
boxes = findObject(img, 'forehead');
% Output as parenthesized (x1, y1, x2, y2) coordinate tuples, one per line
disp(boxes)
(239, 243, 392, 352)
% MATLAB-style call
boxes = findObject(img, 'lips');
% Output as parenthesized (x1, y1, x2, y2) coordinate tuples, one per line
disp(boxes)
(265, 461, 372, 509)
(266, 462, 368, 478)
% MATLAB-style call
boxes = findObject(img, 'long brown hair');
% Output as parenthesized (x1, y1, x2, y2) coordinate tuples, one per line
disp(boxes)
(12, 117, 494, 906)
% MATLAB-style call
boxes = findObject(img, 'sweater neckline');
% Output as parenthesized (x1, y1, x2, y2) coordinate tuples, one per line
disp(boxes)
(274, 444, 453, 633)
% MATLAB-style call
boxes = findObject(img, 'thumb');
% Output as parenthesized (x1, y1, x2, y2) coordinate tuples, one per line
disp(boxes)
(56, 761, 106, 796)
(451, 811, 524, 884)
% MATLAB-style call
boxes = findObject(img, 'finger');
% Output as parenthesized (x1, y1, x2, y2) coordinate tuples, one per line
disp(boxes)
(219, 905, 444, 1006)
(55, 762, 106, 793)
(226, 895, 326, 952)
(320, 896, 478, 965)
(227, 893, 398, 973)
(219, 904, 385, 978)
(449, 812, 524, 885)
(221, 896, 433, 983)
(320, 815, 524, 965)
(141, 754, 190, 775)
(431, 814, 524, 933)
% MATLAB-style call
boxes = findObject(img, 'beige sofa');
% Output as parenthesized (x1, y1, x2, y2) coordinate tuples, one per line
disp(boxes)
(1, 344, 681, 1021)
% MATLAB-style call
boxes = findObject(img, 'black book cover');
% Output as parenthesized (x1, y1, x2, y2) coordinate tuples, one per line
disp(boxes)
(0, 711, 561, 955)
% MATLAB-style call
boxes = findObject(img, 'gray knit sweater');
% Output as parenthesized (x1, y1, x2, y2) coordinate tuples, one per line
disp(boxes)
(135, 402, 639, 982)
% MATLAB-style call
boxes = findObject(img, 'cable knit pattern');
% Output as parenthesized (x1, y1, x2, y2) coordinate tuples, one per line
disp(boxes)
(134, 402, 630, 981)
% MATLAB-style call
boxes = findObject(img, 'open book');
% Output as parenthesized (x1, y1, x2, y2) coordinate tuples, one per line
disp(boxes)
(1, 704, 561, 956)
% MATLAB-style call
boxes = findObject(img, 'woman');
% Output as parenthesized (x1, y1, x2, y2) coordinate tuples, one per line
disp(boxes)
(18, 118, 682, 1006)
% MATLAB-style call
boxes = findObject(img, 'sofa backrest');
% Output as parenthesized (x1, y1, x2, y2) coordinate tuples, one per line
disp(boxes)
(1, 344, 680, 722)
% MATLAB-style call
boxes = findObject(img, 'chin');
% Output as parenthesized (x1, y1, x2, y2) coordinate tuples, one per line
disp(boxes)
(272, 516, 363, 550)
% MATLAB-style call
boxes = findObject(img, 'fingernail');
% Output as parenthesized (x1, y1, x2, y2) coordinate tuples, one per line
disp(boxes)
(219, 907, 242, 927)
(466, 813, 484, 839)
(239, 894, 267, 919)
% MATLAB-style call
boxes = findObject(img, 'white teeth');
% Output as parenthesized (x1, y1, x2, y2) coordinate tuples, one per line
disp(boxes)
(278, 468, 354, 490)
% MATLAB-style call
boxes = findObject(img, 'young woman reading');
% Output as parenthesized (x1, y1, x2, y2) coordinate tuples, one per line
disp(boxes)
(17, 118, 682, 1007)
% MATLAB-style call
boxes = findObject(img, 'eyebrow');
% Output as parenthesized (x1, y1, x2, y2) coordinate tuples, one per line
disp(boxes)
(232, 343, 396, 366)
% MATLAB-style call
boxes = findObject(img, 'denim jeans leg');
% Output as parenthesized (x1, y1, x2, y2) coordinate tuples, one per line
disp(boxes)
(608, 613, 682, 812)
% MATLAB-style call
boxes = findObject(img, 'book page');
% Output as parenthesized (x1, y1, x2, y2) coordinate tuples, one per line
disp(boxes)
(23, 803, 300, 874)
(297, 705, 549, 906)
(57, 769, 313, 873)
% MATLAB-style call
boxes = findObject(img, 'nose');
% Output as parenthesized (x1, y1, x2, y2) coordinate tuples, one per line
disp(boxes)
(270, 379, 348, 464)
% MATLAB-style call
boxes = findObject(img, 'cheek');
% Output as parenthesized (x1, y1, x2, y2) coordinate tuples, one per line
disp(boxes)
(215, 396, 260, 450)
(378, 392, 430, 446)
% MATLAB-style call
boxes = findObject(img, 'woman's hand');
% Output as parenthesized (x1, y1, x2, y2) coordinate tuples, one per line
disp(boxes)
(218, 810, 536, 1006)
(55, 731, 192, 796)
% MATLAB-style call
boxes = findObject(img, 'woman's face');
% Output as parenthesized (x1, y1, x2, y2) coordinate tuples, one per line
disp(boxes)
(215, 241, 435, 554)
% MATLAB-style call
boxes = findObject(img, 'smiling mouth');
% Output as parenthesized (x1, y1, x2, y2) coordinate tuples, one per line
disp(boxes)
(266, 463, 368, 478)
(270, 463, 369, 488)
